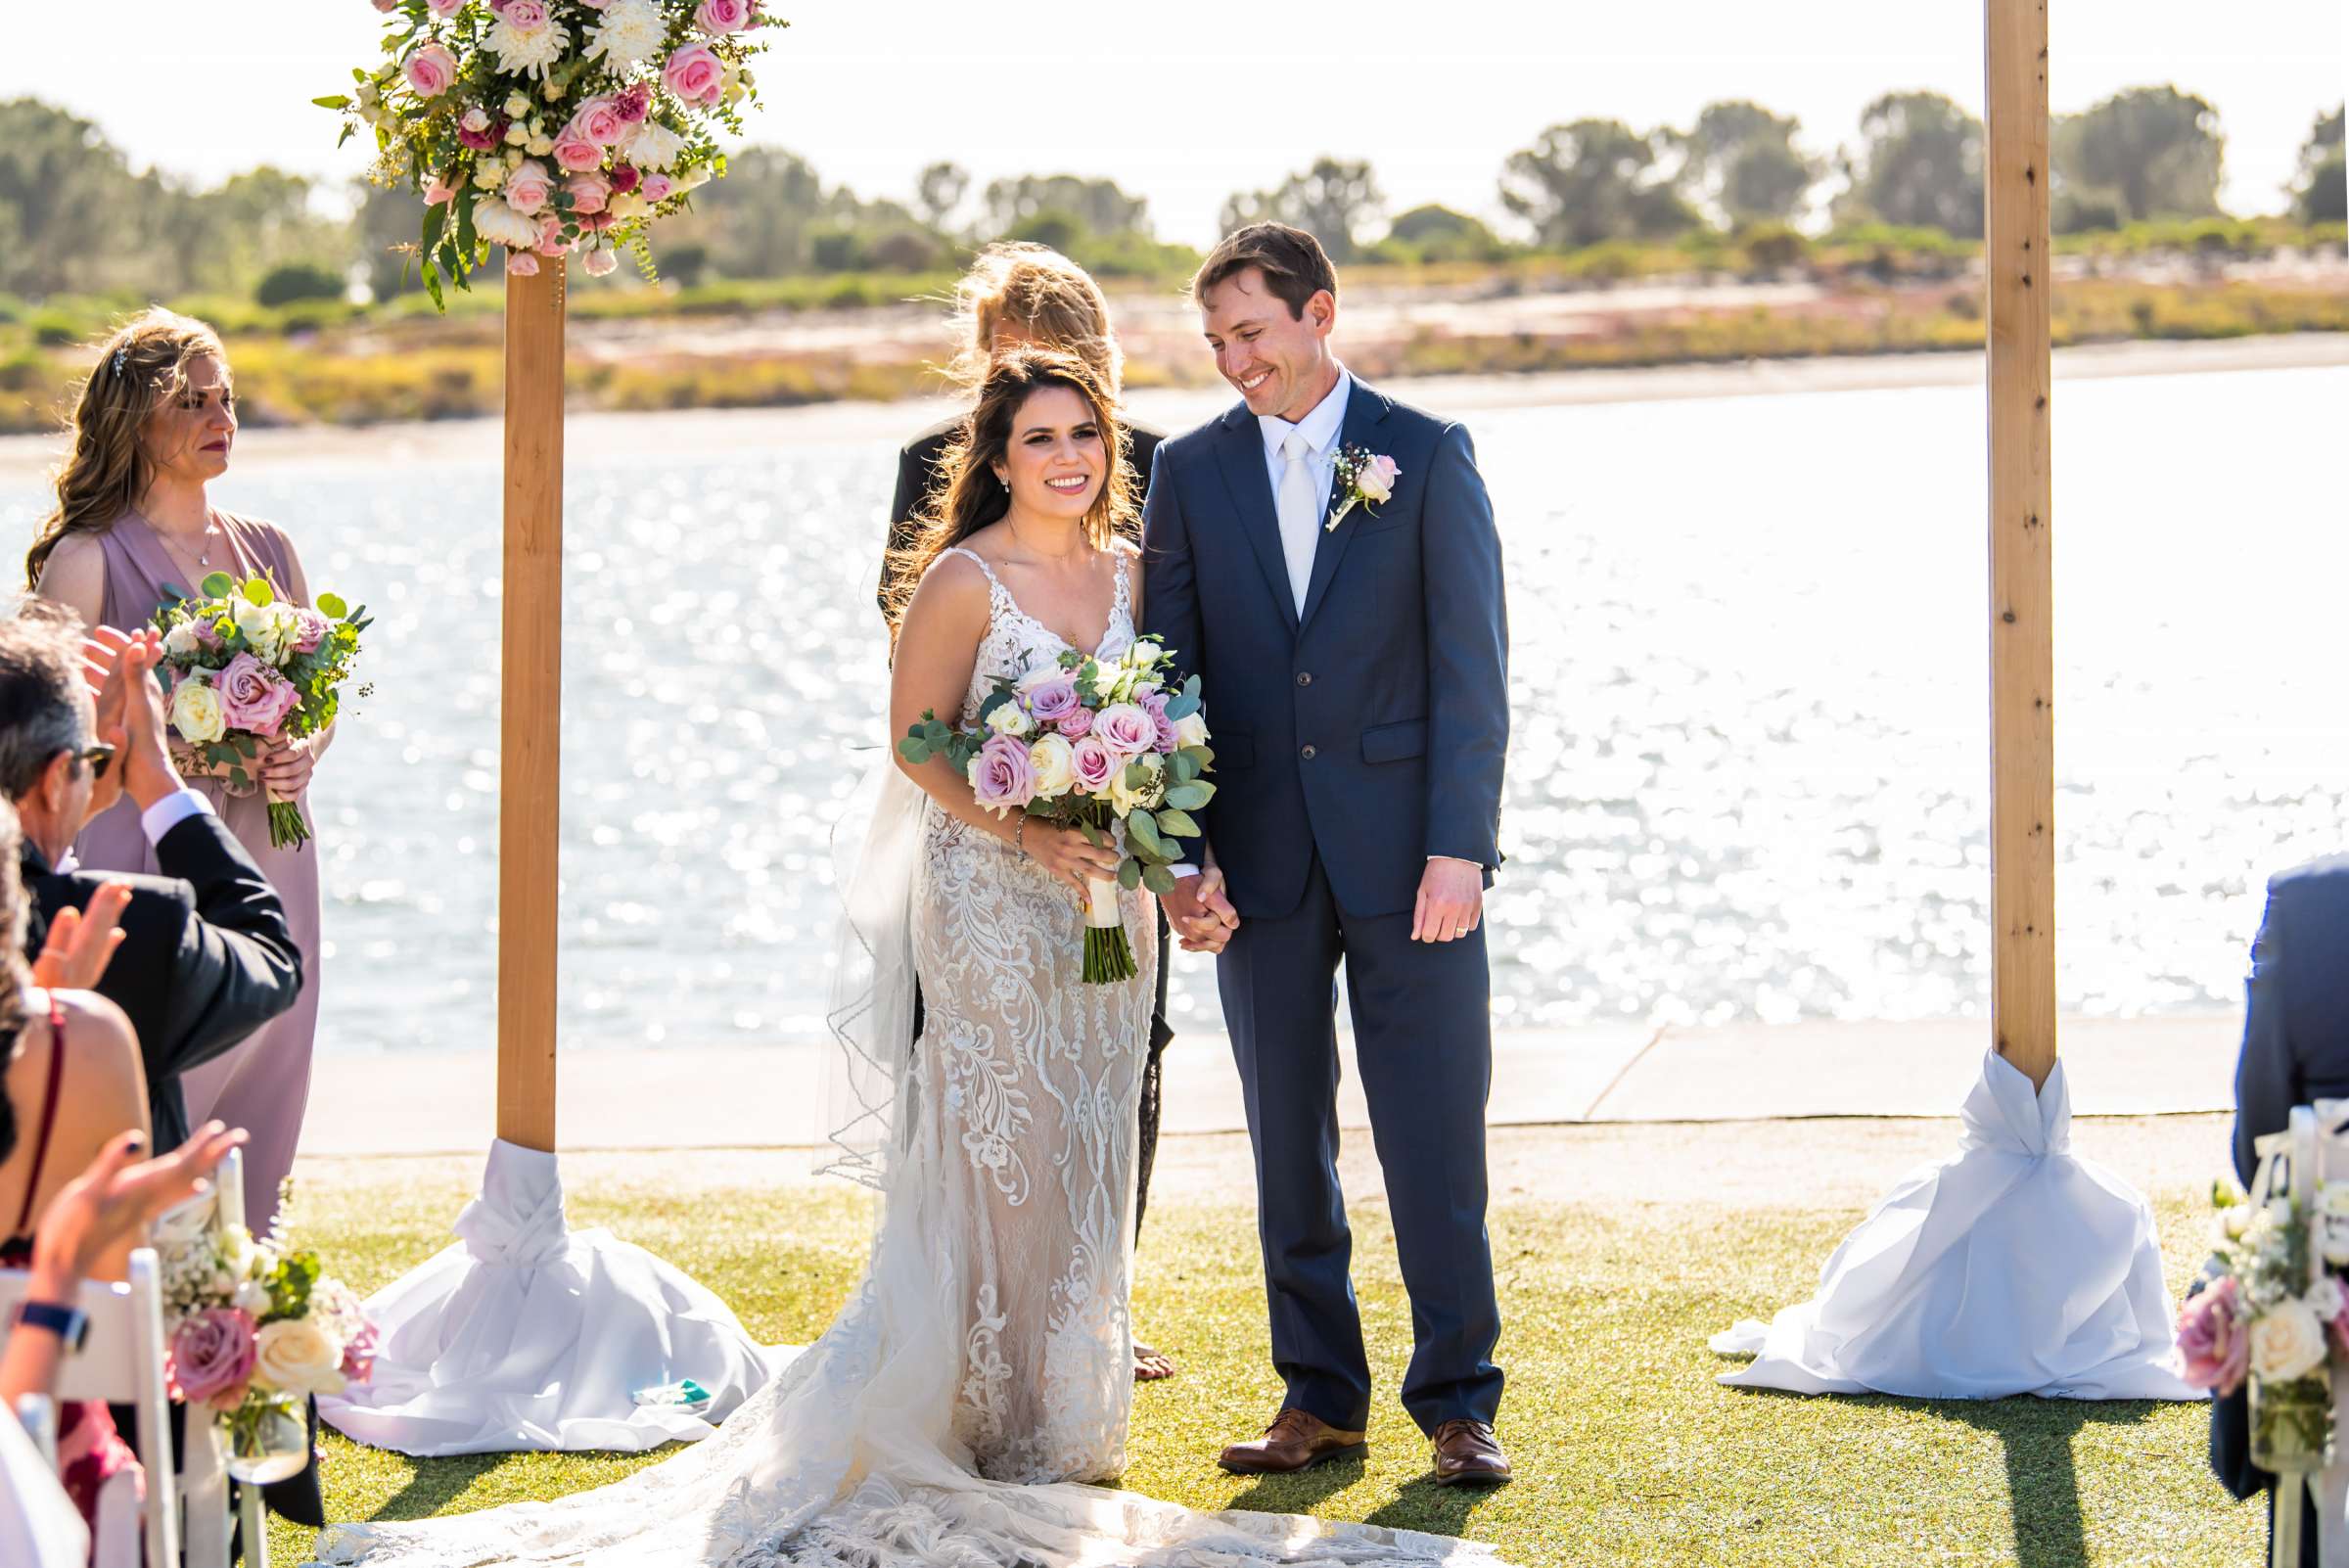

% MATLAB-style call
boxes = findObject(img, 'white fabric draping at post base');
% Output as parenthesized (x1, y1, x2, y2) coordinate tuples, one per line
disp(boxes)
(317, 1138, 787, 1456)
(1711, 1050, 2204, 1402)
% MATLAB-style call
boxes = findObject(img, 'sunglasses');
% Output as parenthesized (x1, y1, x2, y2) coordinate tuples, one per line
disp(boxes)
(78, 743, 115, 780)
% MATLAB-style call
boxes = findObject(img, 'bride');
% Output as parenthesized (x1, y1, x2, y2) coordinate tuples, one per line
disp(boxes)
(316, 350, 1503, 1567)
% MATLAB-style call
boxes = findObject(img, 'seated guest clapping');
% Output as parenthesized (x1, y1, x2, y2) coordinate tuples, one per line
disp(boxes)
(2213, 853, 2349, 1565)
(0, 605, 300, 1155)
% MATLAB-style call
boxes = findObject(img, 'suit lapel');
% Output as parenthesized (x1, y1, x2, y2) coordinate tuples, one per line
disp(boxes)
(1208, 404, 1299, 635)
(1298, 379, 1394, 632)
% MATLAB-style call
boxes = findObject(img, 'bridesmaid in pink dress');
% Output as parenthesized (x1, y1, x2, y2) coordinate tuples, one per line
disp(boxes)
(27, 310, 328, 1233)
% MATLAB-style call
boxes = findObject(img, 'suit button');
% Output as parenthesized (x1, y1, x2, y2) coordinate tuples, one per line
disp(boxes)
(1296, 671, 1313, 686)
(1301, 744, 1316, 760)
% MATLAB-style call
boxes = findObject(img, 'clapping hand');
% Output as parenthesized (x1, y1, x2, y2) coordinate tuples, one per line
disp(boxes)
(30, 881, 132, 992)
(1165, 865, 1240, 954)
(26, 1123, 248, 1293)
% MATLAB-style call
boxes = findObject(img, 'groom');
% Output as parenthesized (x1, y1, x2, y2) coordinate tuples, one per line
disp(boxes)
(1144, 223, 1511, 1485)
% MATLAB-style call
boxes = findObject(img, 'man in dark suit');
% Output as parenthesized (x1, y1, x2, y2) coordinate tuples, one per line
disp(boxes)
(1, 611, 302, 1155)
(2213, 854, 2349, 1564)
(1144, 223, 1512, 1484)
(877, 244, 1181, 1382)
(0, 607, 318, 1537)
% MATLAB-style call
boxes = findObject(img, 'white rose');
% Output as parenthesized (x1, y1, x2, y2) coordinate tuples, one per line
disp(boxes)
(1132, 640, 1164, 666)
(2309, 1276, 2346, 1320)
(170, 678, 226, 746)
(607, 191, 648, 222)
(504, 121, 530, 146)
(161, 621, 206, 660)
(1028, 734, 1076, 798)
(474, 161, 507, 191)
(233, 1279, 274, 1316)
(1107, 754, 1164, 817)
(2249, 1299, 2331, 1382)
(253, 1317, 348, 1397)
(528, 134, 555, 157)
(1173, 711, 1210, 750)
(504, 91, 531, 116)
(230, 596, 291, 662)
(985, 703, 1034, 739)
(1355, 454, 1399, 504)
(623, 119, 686, 171)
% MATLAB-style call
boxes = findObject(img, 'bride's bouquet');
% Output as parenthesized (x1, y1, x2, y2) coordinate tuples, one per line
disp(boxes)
(150, 573, 371, 850)
(898, 638, 1214, 984)
(155, 1188, 378, 1482)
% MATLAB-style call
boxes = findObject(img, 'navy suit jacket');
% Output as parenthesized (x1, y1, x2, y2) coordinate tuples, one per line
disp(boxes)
(1140, 378, 1507, 920)
(2231, 853, 2349, 1187)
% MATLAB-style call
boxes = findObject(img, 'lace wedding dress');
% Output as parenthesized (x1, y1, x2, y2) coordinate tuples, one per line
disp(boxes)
(314, 547, 1505, 1568)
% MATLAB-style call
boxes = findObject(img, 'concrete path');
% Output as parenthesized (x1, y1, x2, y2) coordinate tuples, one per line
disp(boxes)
(299, 1012, 2241, 1158)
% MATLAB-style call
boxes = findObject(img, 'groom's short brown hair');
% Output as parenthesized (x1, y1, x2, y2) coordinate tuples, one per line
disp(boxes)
(1191, 223, 1338, 320)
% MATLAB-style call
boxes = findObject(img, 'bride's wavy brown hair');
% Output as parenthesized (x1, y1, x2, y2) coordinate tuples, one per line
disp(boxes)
(24, 308, 229, 589)
(882, 348, 1136, 646)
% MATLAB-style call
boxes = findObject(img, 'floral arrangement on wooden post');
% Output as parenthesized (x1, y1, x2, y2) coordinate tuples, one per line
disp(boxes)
(321, 0, 780, 302)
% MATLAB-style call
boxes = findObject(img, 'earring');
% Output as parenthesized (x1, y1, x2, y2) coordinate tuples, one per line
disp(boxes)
(998, 475, 1009, 491)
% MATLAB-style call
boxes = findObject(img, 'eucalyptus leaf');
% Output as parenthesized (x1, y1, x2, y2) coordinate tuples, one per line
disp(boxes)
(1117, 858, 1142, 891)
(1171, 752, 1200, 783)
(201, 572, 235, 599)
(1163, 782, 1214, 810)
(897, 737, 931, 763)
(317, 592, 349, 621)
(1127, 811, 1169, 858)
(244, 579, 274, 608)
(1164, 694, 1200, 720)
(1142, 864, 1177, 897)
(1155, 807, 1201, 838)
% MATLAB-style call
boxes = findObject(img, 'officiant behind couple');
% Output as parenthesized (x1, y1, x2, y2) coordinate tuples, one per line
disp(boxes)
(317, 221, 1514, 1568)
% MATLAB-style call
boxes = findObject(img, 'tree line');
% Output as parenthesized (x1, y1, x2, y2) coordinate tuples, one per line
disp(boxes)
(0, 86, 2339, 308)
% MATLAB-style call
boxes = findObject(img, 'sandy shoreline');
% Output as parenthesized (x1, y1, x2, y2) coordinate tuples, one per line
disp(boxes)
(1, 331, 2340, 485)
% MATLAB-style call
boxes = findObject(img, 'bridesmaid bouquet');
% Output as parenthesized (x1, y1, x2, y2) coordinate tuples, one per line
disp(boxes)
(154, 1191, 378, 1480)
(150, 573, 372, 851)
(898, 638, 1215, 984)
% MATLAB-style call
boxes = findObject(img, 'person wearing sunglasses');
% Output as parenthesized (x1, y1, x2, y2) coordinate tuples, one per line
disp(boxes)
(0, 603, 301, 1162)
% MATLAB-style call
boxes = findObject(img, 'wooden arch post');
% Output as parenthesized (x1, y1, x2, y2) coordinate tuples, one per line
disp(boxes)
(498, 259, 566, 1153)
(1985, 0, 2056, 1090)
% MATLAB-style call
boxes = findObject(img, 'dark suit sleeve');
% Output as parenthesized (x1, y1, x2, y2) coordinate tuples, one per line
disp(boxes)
(879, 439, 932, 620)
(1140, 449, 1209, 857)
(150, 810, 304, 1079)
(1420, 422, 1509, 870)
(2234, 887, 2295, 1187)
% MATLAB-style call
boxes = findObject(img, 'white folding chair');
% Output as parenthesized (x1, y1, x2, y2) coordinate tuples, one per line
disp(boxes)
(174, 1146, 246, 1568)
(0, 1247, 179, 1568)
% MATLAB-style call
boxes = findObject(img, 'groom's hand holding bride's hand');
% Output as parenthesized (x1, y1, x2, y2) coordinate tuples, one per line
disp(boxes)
(1165, 866, 1239, 954)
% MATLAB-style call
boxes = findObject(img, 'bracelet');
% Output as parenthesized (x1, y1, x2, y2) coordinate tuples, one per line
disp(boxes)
(1013, 817, 1028, 857)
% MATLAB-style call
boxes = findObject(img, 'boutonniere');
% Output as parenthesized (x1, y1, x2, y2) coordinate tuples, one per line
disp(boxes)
(1325, 446, 1401, 532)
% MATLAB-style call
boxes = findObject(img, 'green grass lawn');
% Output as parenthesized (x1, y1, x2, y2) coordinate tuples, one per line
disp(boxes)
(264, 1153, 2256, 1567)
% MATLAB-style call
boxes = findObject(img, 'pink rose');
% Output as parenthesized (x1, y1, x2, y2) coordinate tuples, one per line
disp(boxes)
(499, 0, 550, 29)
(614, 83, 651, 123)
(425, 0, 464, 15)
(404, 42, 457, 99)
(551, 130, 604, 173)
(373, 0, 399, 12)
(566, 171, 612, 215)
(572, 96, 628, 147)
(458, 109, 502, 153)
(502, 159, 554, 215)
(534, 215, 570, 257)
(581, 247, 620, 278)
(1360, 453, 1401, 503)
(1069, 735, 1118, 795)
(664, 42, 727, 108)
(2176, 1276, 2250, 1395)
(216, 653, 302, 738)
(507, 251, 541, 276)
(1054, 706, 1093, 739)
(423, 175, 457, 207)
(340, 1320, 380, 1385)
(1141, 690, 1178, 753)
(577, 210, 617, 233)
(967, 733, 1036, 813)
(1023, 676, 1079, 722)
(169, 1309, 257, 1409)
(696, 0, 755, 31)
(1091, 702, 1156, 759)
(639, 172, 675, 203)
(290, 609, 331, 655)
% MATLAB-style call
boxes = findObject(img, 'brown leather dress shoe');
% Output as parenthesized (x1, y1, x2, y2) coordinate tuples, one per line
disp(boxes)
(1217, 1408, 1367, 1475)
(1430, 1419, 1511, 1486)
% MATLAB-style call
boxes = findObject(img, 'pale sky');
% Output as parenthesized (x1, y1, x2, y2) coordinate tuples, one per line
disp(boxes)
(7, 1, 2342, 244)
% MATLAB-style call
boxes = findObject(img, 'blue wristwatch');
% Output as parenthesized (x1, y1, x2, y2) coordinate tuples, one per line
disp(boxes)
(13, 1299, 89, 1352)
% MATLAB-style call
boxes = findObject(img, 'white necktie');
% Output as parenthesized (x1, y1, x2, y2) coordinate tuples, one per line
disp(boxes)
(1275, 432, 1320, 617)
